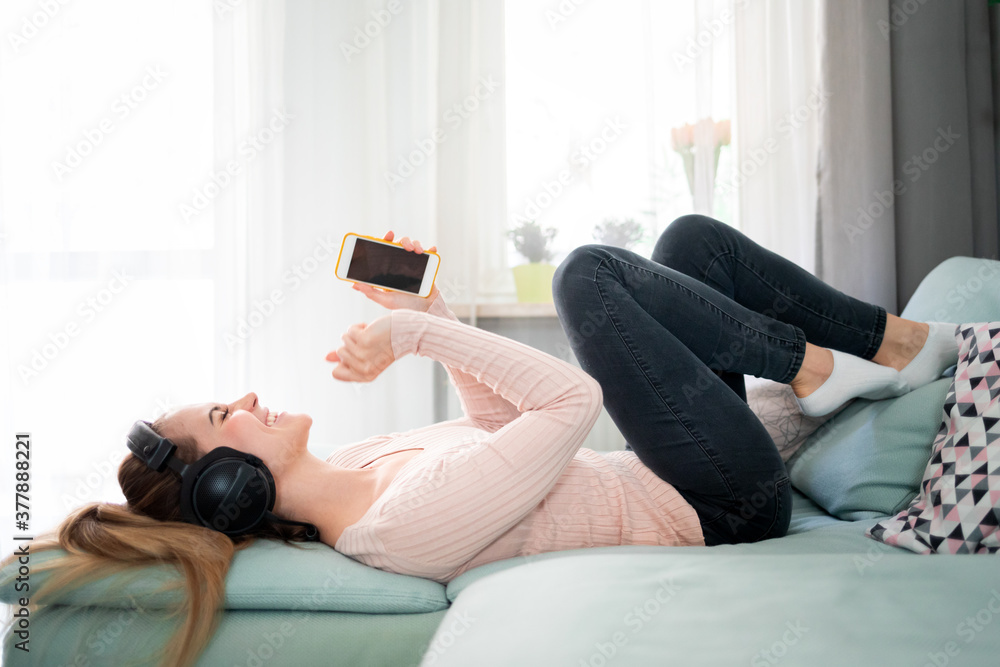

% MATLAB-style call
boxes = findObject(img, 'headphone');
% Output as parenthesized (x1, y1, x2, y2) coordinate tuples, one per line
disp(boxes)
(126, 420, 320, 541)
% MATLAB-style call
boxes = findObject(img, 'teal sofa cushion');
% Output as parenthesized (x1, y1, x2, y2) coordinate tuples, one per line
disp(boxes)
(4, 607, 448, 667)
(446, 491, 863, 602)
(788, 257, 1000, 520)
(0, 538, 448, 614)
(427, 551, 1000, 667)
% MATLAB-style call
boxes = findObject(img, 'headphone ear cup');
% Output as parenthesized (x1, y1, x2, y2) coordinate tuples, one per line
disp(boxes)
(178, 447, 276, 536)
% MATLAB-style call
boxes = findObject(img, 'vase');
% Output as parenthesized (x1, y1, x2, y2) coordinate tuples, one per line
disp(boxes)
(512, 263, 556, 303)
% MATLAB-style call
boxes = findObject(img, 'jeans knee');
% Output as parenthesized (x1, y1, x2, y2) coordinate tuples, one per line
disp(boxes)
(553, 244, 614, 302)
(653, 214, 726, 262)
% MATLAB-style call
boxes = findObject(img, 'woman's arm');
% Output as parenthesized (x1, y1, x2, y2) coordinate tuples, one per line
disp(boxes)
(423, 294, 524, 430)
(352, 310, 603, 581)
(351, 229, 523, 430)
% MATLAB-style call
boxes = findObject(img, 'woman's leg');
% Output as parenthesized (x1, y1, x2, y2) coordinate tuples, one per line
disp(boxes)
(654, 216, 950, 388)
(652, 215, 888, 360)
(651, 215, 943, 412)
(553, 244, 796, 546)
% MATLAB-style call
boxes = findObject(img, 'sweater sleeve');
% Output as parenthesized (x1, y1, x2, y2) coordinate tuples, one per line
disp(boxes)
(354, 309, 603, 581)
(424, 294, 523, 430)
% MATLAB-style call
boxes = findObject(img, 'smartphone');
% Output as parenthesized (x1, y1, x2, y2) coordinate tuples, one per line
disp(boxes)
(335, 233, 441, 297)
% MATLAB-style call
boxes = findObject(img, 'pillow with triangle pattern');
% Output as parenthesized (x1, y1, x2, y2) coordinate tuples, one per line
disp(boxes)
(867, 321, 1000, 554)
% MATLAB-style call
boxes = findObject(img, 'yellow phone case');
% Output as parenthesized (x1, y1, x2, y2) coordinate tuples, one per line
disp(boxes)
(334, 233, 441, 297)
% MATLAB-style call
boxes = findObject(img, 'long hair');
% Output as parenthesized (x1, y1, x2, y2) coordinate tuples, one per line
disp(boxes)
(0, 417, 315, 667)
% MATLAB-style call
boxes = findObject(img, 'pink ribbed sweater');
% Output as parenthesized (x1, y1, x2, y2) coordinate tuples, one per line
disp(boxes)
(328, 297, 704, 583)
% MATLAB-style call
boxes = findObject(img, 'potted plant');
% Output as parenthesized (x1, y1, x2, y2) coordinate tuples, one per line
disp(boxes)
(508, 221, 557, 303)
(592, 218, 644, 250)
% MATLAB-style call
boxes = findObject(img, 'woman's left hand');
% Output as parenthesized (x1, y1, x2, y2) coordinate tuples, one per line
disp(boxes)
(325, 315, 395, 382)
(352, 230, 440, 313)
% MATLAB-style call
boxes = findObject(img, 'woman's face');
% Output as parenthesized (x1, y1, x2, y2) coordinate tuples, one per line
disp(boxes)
(159, 392, 312, 470)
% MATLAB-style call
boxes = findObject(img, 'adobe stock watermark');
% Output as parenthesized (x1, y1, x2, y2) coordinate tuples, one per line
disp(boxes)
(421, 610, 476, 666)
(17, 270, 132, 385)
(932, 257, 1000, 323)
(921, 590, 1000, 667)
(545, 0, 589, 31)
(179, 108, 294, 223)
(404, 445, 474, 512)
(51, 66, 169, 182)
(785, 409, 845, 469)
(237, 621, 296, 667)
(509, 116, 629, 225)
(213, 0, 243, 18)
(340, 0, 403, 63)
(383, 76, 501, 192)
(673, 0, 752, 72)
(579, 577, 681, 667)
(7, 0, 71, 54)
(677, 302, 794, 405)
(234, 567, 353, 667)
(750, 619, 809, 667)
(60, 450, 124, 510)
(343, 273, 470, 399)
(852, 538, 895, 575)
(715, 86, 831, 198)
(842, 126, 960, 244)
(76, 598, 150, 663)
(552, 251, 659, 361)
(224, 234, 338, 349)
(58, 398, 174, 510)
(878, 0, 931, 40)
(724, 469, 788, 534)
(283, 566, 353, 624)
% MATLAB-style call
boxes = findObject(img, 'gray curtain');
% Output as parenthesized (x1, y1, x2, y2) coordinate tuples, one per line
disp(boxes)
(816, 0, 897, 312)
(890, 0, 998, 308)
(818, 0, 1000, 313)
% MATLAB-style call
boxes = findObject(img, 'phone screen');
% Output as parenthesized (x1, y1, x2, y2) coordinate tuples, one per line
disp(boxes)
(346, 238, 429, 293)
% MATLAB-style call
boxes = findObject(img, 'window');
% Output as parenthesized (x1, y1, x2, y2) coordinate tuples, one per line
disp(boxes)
(1, 0, 215, 533)
(505, 0, 734, 263)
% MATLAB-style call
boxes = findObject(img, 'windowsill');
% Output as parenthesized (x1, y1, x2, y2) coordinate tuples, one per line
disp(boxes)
(449, 302, 558, 319)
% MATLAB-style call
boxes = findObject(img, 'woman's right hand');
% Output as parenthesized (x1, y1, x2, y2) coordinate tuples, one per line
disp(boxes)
(352, 231, 440, 313)
(325, 315, 395, 382)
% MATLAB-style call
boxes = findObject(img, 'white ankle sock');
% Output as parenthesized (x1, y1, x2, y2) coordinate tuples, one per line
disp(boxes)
(898, 322, 960, 390)
(796, 349, 910, 417)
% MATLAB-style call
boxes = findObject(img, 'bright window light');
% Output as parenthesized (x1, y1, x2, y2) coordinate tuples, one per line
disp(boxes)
(505, 0, 734, 263)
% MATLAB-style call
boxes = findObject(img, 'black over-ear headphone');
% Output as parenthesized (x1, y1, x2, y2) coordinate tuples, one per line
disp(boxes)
(126, 420, 320, 541)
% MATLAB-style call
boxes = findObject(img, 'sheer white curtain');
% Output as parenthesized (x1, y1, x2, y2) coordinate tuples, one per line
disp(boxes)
(0, 0, 503, 535)
(277, 0, 506, 448)
(689, 0, 725, 215)
(212, 0, 288, 401)
(0, 0, 218, 534)
(732, 0, 821, 272)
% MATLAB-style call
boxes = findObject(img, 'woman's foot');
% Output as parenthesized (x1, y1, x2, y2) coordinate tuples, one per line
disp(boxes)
(873, 315, 959, 389)
(791, 344, 909, 417)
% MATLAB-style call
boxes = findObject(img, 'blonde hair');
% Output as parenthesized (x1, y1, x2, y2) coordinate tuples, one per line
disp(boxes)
(0, 417, 315, 666)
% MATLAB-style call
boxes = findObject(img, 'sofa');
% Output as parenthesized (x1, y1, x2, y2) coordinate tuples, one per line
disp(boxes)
(3, 256, 999, 666)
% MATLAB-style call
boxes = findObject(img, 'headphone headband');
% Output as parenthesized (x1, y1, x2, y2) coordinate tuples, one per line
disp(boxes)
(127, 421, 183, 474)
(125, 420, 320, 541)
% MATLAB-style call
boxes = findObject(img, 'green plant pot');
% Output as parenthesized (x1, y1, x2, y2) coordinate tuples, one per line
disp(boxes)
(512, 263, 557, 303)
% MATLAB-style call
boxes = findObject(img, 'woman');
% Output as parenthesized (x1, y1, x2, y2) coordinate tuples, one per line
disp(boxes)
(2, 218, 956, 666)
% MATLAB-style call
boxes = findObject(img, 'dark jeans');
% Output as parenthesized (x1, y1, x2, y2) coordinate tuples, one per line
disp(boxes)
(552, 215, 887, 546)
